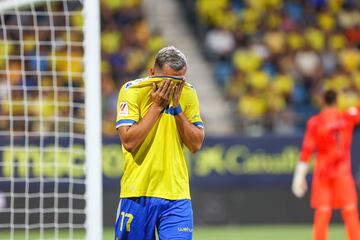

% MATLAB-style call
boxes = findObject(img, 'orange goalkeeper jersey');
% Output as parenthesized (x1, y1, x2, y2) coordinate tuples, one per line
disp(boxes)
(300, 105, 360, 208)
(300, 105, 360, 178)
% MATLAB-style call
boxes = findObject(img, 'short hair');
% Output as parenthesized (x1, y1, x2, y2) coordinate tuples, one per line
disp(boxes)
(323, 89, 337, 105)
(154, 46, 187, 71)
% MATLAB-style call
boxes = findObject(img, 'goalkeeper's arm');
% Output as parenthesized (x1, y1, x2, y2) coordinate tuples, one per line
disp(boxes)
(292, 120, 314, 198)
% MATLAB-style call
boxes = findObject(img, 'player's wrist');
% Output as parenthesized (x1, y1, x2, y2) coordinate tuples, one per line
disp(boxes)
(295, 161, 308, 178)
(294, 161, 308, 180)
(151, 104, 165, 113)
(173, 105, 182, 115)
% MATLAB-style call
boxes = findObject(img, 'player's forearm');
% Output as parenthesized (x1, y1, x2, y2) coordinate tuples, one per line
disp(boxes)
(119, 105, 163, 153)
(174, 113, 204, 153)
(299, 129, 314, 164)
(299, 149, 312, 164)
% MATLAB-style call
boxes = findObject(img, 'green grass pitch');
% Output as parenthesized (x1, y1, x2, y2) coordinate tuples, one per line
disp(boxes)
(0, 224, 345, 239)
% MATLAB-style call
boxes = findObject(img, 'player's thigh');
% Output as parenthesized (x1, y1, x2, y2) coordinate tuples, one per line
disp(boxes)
(334, 175, 358, 207)
(157, 199, 193, 240)
(114, 198, 156, 240)
(311, 178, 332, 208)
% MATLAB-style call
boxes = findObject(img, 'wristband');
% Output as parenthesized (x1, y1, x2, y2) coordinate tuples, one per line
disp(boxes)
(173, 105, 182, 115)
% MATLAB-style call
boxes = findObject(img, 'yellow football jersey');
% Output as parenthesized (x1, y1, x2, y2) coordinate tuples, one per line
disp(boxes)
(115, 76, 203, 200)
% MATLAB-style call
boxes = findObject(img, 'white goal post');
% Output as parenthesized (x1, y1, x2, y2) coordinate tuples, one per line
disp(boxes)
(83, 0, 103, 239)
(0, 0, 102, 239)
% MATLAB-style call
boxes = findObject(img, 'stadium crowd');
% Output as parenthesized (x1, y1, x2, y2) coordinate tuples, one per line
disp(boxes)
(1, 0, 360, 137)
(0, 1, 86, 136)
(100, 0, 165, 136)
(184, 0, 360, 135)
(0, 0, 165, 137)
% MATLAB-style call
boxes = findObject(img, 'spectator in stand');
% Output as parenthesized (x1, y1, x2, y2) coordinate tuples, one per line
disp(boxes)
(205, 26, 236, 60)
(0, 0, 166, 137)
(188, 0, 360, 135)
(100, 0, 166, 136)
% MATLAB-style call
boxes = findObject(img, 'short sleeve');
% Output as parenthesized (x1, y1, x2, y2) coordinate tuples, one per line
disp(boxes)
(183, 87, 204, 129)
(115, 86, 139, 129)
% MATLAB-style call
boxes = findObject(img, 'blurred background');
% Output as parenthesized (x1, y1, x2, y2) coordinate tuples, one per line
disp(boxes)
(1, 0, 360, 239)
(100, 0, 360, 238)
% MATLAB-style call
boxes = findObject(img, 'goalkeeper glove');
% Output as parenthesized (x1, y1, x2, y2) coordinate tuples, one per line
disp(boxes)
(292, 161, 308, 198)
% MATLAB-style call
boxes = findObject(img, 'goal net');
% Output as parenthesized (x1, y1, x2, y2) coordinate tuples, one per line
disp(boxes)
(0, 0, 102, 239)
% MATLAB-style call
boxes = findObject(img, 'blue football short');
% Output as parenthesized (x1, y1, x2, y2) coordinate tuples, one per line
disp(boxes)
(114, 197, 193, 240)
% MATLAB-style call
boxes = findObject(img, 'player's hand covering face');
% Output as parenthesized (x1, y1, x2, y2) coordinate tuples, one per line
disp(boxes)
(172, 80, 185, 107)
(151, 80, 173, 110)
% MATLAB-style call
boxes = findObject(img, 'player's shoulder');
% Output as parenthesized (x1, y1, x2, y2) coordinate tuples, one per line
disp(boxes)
(121, 77, 146, 92)
(181, 82, 198, 102)
(307, 115, 319, 128)
(183, 82, 198, 94)
(119, 77, 147, 98)
(118, 78, 147, 103)
(185, 81, 196, 90)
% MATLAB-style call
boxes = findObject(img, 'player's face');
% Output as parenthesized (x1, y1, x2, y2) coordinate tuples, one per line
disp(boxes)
(150, 64, 186, 77)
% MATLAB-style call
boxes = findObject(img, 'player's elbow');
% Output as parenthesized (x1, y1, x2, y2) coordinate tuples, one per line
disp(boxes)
(122, 141, 137, 154)
(188, 131, 204, 153)
(189, 142, 202, 153)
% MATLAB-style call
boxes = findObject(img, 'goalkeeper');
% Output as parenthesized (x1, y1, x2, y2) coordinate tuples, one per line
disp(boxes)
(292, 90, 360, 240)
(114, 46, 204, 240)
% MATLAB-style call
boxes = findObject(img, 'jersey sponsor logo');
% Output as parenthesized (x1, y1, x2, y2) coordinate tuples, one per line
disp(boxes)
(118, 102, 129, 116)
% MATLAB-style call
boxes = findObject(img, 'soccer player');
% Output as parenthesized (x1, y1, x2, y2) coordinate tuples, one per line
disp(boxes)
(292, 90, 360, 240)
(114, 46, 204, 240)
